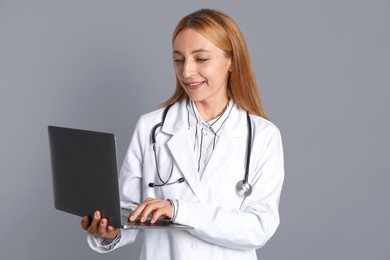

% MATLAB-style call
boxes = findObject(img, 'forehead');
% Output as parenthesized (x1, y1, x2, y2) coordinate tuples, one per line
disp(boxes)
(173, 28, 220, 54)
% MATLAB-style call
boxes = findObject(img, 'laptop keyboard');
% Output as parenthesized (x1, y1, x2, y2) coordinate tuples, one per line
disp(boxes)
(121, 207, 132, 223)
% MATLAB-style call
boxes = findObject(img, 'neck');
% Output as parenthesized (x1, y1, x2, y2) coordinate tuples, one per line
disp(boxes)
(194, 97, 229, 122)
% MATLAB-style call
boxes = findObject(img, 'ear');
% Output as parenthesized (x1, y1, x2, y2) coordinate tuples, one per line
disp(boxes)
(228, 60, 233, 72)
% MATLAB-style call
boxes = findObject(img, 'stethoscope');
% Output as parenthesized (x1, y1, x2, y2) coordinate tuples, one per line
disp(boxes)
(148, 103, 253, 197)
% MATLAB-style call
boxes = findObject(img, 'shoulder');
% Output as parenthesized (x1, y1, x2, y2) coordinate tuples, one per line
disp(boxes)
(247, 112, 282, 147)
(138, 107, 165, 124)
(136, 101, 186, 127)
(250, 114, 280, 134)
(233, 101, 280, 136)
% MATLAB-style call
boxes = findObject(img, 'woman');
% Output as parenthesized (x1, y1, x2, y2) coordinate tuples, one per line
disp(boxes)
(81, 8, 284, 259)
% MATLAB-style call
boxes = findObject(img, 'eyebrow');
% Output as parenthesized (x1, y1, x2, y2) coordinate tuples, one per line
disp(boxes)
(173, 49, 210, 55)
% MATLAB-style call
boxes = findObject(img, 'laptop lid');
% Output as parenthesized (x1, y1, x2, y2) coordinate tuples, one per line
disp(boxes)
(48, 125, 123, 228)
(48, 125, 193, 230)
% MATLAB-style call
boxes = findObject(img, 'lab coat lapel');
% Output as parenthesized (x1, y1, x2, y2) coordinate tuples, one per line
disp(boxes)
(161, 102, 203, 201)
(200, 105, 247, 186)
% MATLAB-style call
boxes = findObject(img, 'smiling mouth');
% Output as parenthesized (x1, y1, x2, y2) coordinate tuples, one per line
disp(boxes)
(186, 81, 206, 89)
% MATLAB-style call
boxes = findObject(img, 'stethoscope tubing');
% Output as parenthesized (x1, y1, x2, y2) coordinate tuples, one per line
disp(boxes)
(244, 112, 252, 183)
(150, 103, 253, 197)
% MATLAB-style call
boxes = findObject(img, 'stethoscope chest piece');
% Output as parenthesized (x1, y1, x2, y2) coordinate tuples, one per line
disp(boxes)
(235, 180, 252, 197)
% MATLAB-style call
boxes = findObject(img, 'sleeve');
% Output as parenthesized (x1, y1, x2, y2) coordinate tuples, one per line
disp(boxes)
(87, 117, 146, 253)
(119, 115, 146, 204)
(87, 229, 139, 253)
(174, 127, 284, 250)
(87, 231, 122, 252)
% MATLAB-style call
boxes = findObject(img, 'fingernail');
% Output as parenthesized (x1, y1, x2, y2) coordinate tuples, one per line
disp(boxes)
(141, 216, 145, 222)
(129, 215, 134, 221)
(95, 212, 100, 218)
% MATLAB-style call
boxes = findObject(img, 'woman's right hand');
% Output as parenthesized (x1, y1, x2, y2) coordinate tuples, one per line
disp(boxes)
(81, 211, 119, 240)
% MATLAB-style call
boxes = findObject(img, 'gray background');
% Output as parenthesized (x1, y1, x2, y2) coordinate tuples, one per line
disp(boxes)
(1, 1, 389, 259)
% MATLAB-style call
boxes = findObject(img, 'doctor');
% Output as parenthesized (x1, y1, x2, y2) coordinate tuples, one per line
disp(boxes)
(81, 9, 284, 260)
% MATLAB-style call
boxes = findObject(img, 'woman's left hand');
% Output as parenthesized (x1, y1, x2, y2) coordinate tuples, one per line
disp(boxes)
(129, 198, 173, 224)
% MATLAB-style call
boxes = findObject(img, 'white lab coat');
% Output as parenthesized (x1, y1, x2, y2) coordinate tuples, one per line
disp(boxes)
(88, 101, 284, 260)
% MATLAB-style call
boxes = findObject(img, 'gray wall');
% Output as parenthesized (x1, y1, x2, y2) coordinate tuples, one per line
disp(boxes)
(1, 1, 389, 259)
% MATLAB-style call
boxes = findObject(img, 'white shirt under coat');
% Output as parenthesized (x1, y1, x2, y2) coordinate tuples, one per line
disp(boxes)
(186, 99, 234, 177)
(87, 100, 285, 260)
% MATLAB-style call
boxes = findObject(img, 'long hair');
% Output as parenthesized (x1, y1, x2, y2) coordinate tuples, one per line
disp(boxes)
(161, 9, 268, 119)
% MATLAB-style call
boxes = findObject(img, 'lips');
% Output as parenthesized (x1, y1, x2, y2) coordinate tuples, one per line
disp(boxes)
(185, 81, 206, 90)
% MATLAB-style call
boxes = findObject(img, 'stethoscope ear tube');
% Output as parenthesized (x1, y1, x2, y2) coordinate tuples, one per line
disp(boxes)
(151, 104, 173, 145)
(151, 122, 162, 144)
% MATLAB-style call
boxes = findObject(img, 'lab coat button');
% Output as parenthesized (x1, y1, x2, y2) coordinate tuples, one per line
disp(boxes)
(191, 243, 198, 250)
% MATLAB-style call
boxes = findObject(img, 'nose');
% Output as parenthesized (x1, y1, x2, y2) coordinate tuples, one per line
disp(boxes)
(182, 60, 196, 78)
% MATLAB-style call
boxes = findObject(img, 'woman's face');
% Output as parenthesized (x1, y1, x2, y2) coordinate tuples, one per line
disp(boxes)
(173, 28, 232, 105)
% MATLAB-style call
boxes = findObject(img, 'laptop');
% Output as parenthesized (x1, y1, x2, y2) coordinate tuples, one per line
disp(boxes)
(48, 125, 192, 230)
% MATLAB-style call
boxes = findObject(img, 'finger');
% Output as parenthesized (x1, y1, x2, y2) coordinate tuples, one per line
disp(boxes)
(99, 220, 120, 240)
(129, 198, 156, 221)
(129, 203, 147, 221)
(138, 203, 156, 222)
(87, 211, 102, 235)
(140, 200, 167, 222)
(150, 208, 165, 223)
(96, 217, 119, 240)
(106, 225, 120, 240)
(97, 218, 109, 237)
(81, 216, 90, 230)
(151, 202, 172, 223)
(107, 225, 114, 232)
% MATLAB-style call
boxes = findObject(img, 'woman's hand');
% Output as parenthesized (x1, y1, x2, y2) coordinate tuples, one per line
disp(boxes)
(81, 211, 119, 240)
(129, 198, 173, 224)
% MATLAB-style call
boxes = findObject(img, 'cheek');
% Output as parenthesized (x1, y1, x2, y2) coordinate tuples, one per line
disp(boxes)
(174, 66, 182, 78)
(211, 69, 229, 84)
(196, 66, 211, 80)
(207, 63, 230, 81)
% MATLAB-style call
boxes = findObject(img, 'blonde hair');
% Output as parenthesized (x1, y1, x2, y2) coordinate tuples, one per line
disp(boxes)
(162, 9, 268, 119)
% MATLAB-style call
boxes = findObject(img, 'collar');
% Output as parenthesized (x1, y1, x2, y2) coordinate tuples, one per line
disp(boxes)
(186, 99, 234, 136)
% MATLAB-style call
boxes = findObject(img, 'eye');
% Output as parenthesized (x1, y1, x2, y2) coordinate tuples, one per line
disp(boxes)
(173, 58, 184, 64)
(196, 58, 209, 63)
